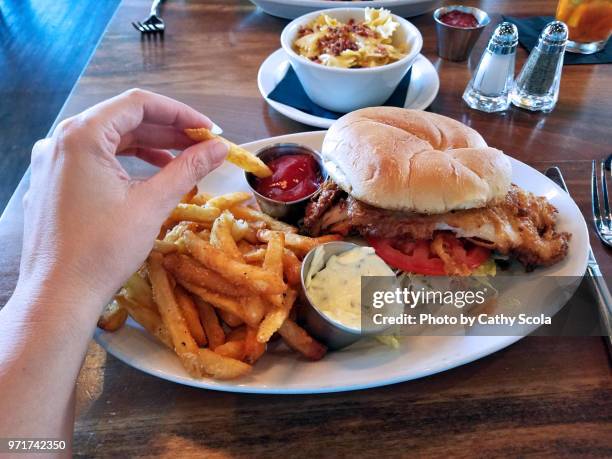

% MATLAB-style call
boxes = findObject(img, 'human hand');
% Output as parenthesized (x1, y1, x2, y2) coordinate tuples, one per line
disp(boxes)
(17, 89, 228, 312)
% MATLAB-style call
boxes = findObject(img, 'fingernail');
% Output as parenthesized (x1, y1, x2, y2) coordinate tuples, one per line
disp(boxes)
(210, 140, 229, 165)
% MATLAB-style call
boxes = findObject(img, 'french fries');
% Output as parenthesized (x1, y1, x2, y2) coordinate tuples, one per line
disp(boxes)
(184, 128, 272, 178)
(123, 271, 156, 311)
(116, 295, 173, 348)
(257, 229, 341, 257)
(97, 300, 128, 332)
(195, 298, 226, 350)
(205, 192, 252, 210)
(180, 280, 253, 326)
(153, 239, 178, 254)
(257, 289, 297, 344)
(148, 252, 202, 377)
(279, 319, 327, 361)
(191, 192, 212, 206)
(243, 327, 266, 364)
(163, 253, 240, 297)
(175, 285, 207, 346)
(99, 190, 329, 380)
(170, 203, 220, 224)
(183, 231, 287, 296)
(214, 340, 245, 360)
(230, 205, 297, 233)
(197, 349, 251, 380)
(210, 211, 243, 261)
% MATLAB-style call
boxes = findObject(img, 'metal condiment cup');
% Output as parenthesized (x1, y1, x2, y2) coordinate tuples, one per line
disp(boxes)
(244, 143, 327, 224)
(300, 241, 399, 350)
(434, 5, 490, 62)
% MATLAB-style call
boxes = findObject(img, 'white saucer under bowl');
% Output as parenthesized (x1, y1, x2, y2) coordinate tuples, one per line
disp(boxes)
(257, 49, 440, 128)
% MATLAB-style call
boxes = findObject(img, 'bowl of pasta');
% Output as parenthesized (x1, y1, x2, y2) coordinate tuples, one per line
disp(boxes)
(280, 7, 423, 112)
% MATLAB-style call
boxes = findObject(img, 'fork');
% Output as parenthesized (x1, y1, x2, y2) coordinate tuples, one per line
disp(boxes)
(592, 154, 612, 248)
(132, 0, 165, 34)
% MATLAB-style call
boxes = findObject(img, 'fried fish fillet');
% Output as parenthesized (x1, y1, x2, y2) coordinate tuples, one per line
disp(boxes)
(304, 182, 571, 270)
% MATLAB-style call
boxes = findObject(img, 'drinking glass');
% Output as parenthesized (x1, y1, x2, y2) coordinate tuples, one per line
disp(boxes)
(556, 0, 612, 54)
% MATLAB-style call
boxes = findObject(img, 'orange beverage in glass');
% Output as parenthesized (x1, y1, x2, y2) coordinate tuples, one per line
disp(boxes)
(556, 0, 612, 53)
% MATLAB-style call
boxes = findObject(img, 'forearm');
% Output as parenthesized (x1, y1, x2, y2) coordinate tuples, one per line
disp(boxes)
(0, 282, 104, 440)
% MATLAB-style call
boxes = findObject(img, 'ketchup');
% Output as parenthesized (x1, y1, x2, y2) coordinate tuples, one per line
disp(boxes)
(255, 153, 322, 202)
(439, 11, 479, 28)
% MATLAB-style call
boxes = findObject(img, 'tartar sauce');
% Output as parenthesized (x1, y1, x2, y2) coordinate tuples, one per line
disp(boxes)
(305, 246, 395, 329)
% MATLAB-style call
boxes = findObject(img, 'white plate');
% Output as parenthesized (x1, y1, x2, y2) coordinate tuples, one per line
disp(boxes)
(250, 0, 442, 19)
(95, 131, 589, 394)
(258, 49, 440, 128)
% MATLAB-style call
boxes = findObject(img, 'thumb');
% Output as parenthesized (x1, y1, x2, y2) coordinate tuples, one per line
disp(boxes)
(140, 139, 228, 211)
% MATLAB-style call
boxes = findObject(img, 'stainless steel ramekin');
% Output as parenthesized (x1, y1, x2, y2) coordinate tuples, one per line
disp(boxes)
(434, 5, 490, 62)
(300, 241, 399, 350)
(244, 143, 327, 224)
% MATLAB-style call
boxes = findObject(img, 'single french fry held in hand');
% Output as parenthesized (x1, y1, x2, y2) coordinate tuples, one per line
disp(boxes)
(148, 252, 202, 378)
(194, 298, 226, 350)
(197, 348, 251, 380)
(97, 299, 128, 332)
(175, 285, 207, 346)
(243, 327, 267, 364)
(163, 253, 241, 297)
(170, 203, 220, 224)
(184, 128, 272, 178)
(229, 205, 297, 233)
(180, 280, 254, 327)
(257, 289, 297, 343)
(183, 231, 287, 296)
(278, 319, 327, 361)
(116, 294, 173, 349)
(210, 211, 243, 262)
(205, 192, 252, 211)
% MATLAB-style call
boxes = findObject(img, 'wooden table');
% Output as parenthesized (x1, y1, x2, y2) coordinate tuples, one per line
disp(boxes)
(1, 0, 611, 456)
(0, 0, 120, 210)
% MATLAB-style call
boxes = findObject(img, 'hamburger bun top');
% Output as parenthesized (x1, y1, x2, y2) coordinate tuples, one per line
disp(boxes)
(321, 107, 512, 214)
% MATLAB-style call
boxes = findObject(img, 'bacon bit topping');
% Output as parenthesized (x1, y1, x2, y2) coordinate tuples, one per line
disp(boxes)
(298, 26, 313, 37)
(317, 25, 359, 56)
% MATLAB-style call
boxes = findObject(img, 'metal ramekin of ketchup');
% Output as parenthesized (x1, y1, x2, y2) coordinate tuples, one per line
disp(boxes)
(244, 143, 327, 223)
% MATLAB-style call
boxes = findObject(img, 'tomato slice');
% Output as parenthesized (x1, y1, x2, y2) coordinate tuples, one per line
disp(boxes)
(367, 234, 490, 276)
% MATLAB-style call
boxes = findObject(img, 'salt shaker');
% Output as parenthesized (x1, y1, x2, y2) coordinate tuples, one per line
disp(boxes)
(511, 21, 568, 113)
(462, 22, 518, 112)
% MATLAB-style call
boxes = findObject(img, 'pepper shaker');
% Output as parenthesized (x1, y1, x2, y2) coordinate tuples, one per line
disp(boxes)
(462, 22, 518, 113)
(511, 21, 568, 113)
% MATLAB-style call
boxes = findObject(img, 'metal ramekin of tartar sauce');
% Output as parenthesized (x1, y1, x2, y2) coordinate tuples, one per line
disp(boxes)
(300, 241, 402, 350)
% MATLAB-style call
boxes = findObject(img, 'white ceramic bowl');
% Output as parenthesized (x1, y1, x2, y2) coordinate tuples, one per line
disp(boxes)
(280, 8, 423, 113)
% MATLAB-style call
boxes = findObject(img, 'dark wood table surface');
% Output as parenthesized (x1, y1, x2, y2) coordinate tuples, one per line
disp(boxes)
(0, 0, 120, 210)
(1, 0, 611, 456)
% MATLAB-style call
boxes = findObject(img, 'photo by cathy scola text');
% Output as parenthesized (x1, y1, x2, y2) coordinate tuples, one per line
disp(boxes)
(358, 275, 603, 337)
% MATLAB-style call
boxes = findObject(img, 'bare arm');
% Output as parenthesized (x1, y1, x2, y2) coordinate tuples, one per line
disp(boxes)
(0, 89, 228, 445)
